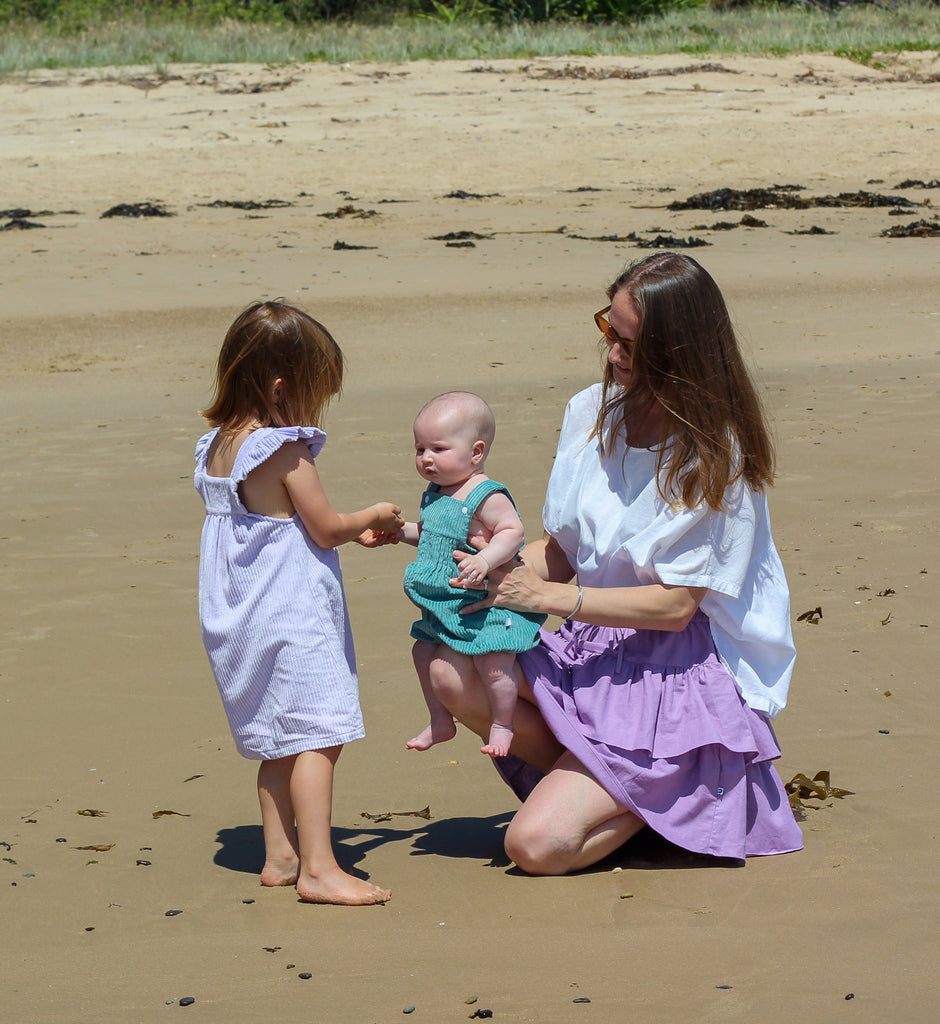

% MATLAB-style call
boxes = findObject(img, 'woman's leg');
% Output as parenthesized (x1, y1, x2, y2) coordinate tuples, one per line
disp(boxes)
(406, 640, 458, 750)
(504, 751, 645, 875)
(429, 644, 563, 773)
(291, 746, 391, 905)
(257, 756, 300, 886)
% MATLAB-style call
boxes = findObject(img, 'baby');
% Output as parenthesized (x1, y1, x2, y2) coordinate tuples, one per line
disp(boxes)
(398, 392, 544, 757)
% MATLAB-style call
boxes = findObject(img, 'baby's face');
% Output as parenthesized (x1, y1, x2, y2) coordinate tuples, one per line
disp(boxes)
(413, 409, 481, 489)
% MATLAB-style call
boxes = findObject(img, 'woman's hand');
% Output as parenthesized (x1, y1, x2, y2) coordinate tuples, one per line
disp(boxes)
(451, 551, 547, 616)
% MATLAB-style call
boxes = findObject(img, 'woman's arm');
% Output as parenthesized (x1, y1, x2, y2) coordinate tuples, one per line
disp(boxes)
(458, 531, 705, 632)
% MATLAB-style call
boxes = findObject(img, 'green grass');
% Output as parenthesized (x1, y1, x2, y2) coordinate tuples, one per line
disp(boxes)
(1, 3, 938, 73)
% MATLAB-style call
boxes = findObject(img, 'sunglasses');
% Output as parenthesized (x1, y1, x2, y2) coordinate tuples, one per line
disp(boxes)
(594, 305, 635, 353)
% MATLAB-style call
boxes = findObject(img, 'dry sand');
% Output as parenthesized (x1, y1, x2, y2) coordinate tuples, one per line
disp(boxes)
(1, 52, 938, 1023)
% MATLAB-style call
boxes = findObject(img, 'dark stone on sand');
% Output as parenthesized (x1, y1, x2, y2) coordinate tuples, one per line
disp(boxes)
(299, 972, 312, 979)
(165, 909, 183, 916)
(879, 729, 890, 734)
(85, 926, 95, 931)
(56, 837, 67, 843)
(179, 997, 195, 1006)
(403, 1006, 416, 1014)
(242, 898, 255, 903)
(137, 859, 152, 865)
(469, 1011, 493, 1019)
(845, 993, 855, 1000)
(573, 996, 592, 1002)
(101, 202, 173, 218)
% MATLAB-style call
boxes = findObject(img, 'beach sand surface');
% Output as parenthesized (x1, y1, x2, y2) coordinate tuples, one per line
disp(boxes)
(1, 53, 938, 1023)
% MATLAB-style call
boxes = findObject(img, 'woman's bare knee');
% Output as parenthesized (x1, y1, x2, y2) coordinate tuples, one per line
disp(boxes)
(504, 816, 572, 876)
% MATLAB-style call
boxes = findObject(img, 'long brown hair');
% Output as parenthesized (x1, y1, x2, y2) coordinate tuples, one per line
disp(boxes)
(594, 253, 774, 511)
(202, 300, 344, 431)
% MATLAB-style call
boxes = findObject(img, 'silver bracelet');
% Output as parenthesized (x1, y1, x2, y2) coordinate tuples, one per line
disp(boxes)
(567, 585, 584, 619)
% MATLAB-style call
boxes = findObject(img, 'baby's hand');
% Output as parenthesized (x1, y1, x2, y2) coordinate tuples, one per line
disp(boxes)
(454, 551, 490, 586)
(372, 503, 404, 534)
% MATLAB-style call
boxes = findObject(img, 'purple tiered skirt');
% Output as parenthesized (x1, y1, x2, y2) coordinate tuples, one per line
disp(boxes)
(508, 611, 802, 860)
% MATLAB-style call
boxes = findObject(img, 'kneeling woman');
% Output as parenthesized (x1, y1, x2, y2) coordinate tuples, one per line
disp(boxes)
(429, 252, 803, 874)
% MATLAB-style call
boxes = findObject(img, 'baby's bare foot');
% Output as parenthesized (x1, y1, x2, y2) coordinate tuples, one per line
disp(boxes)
(297, 867, 391, 906)
(406, 717, 457, 750)
(261, 857, 300, 887)
(481, 724, 514, 758)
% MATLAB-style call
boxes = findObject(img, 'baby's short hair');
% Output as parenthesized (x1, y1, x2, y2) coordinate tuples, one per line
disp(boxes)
(419, 391, 496, 448)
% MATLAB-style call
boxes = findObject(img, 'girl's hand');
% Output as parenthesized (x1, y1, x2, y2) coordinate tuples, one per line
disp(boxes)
(451, 551, 544, 616)
(372, 503, 404, 534)
(355, 529, 399, 548)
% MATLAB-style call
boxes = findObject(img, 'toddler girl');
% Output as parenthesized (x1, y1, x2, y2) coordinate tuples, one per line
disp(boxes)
(194, 299, 402, 905)
(399, 392, 544, 757)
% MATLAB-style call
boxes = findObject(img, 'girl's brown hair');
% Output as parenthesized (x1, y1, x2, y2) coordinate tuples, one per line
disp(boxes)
(594, 252, 774, 511)
(202, 300, 344, 431)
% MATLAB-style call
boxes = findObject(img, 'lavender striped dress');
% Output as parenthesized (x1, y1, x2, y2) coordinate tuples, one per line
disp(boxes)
(195, 426, 364, 760)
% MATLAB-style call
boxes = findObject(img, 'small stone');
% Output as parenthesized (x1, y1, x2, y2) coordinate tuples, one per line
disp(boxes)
(56, 837, 67, 843)
(845, 993, 855, 1000)
(403, 1007, 416, 1014)
(165, 909, 183, 916)
(611, 866, 622, 873)
(619, 892, 634, 899)
(465, 996, 478, 1004)
(298, 972, 312, 980)
(878, 729, 890, 734)
(242, 898, 255, 904)
(716, 985, 733, 990)
(179, 996, 195, 1006)
(573, 997, 591, 1003)
(137, 859, 151, 866)
(469, 1011, 493, 1019)
(85, 926, 95, 932)
(285, 964, 296, 970)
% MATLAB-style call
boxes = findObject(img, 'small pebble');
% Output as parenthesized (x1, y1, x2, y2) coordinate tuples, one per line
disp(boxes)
(469, 1011, 493, 1019)
(573, 997, 591, 1003)
(878, 729, 890, 734)
(298, 972, 312, 980)
(465, 996, 478, 1004)
(619, 892, 634, 899)
(165, 909, 183, 917)
(242, 898, 255, 904)
(285, 964, 296, 970)
(137, 860, 151, 866)
(716, 985, 733, 990)
(845, 993, 855, 1000)
(403, 1007, 416, 1014)
(179, 996, 195, 1007)
(84, 927, 95, 932)
(56, 837, 67, 843)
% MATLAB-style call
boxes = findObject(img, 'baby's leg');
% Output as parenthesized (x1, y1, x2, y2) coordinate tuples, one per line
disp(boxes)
(257, 756, 300, 886)
(406, 641, 458, 750)
(473, 651, 521, 757)
(291, 746, 391, 905)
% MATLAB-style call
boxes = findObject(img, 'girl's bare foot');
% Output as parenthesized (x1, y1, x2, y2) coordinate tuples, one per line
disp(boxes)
(260, 856, 300, 887)
(481, 724, 514, 758)
(406, 716, 457, 750)
(296, 865, 391, 906)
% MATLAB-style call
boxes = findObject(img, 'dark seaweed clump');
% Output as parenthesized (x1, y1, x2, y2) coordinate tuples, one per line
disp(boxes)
(428, 230, 494, 241)
(634, 233, 710, 249)
(101, 202, 173, 218)
(669, 187, 808, 211)
(332, 239, 377, 250)
(199, 199, 292, 210)
(881, 220, 940, 238)
(1, 218, 46, 230)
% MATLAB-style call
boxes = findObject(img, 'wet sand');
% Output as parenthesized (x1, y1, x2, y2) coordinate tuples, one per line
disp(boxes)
(1, 53, 938, 1022)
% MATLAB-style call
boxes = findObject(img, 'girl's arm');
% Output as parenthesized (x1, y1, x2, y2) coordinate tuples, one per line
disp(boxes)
(278, 442, 402, 548)
(459, 531, 705, 632)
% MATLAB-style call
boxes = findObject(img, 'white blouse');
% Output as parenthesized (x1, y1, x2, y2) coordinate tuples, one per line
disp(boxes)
(542, 385, 795, 718)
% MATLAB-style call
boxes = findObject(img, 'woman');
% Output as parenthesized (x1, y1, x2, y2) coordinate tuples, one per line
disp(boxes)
(428, 252, 803, 875)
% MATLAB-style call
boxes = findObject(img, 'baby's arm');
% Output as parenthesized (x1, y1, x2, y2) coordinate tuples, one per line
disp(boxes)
(355, 519, 419, 548)
(454, 492, 524, 584)
(277, 442, 402, 548)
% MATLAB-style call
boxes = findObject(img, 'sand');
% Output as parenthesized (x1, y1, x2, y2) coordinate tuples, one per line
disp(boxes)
(1, 52, 938, 1022)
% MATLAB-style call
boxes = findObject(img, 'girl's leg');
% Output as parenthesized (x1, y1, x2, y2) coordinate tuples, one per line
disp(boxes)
(504, 751, 645, 875)
(429, 644, 564, 773)
(472, 651, 521, 758)
(406, 640, 458, 750)
(291, 746, 391, 905)
(257, 756, 300, 886)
